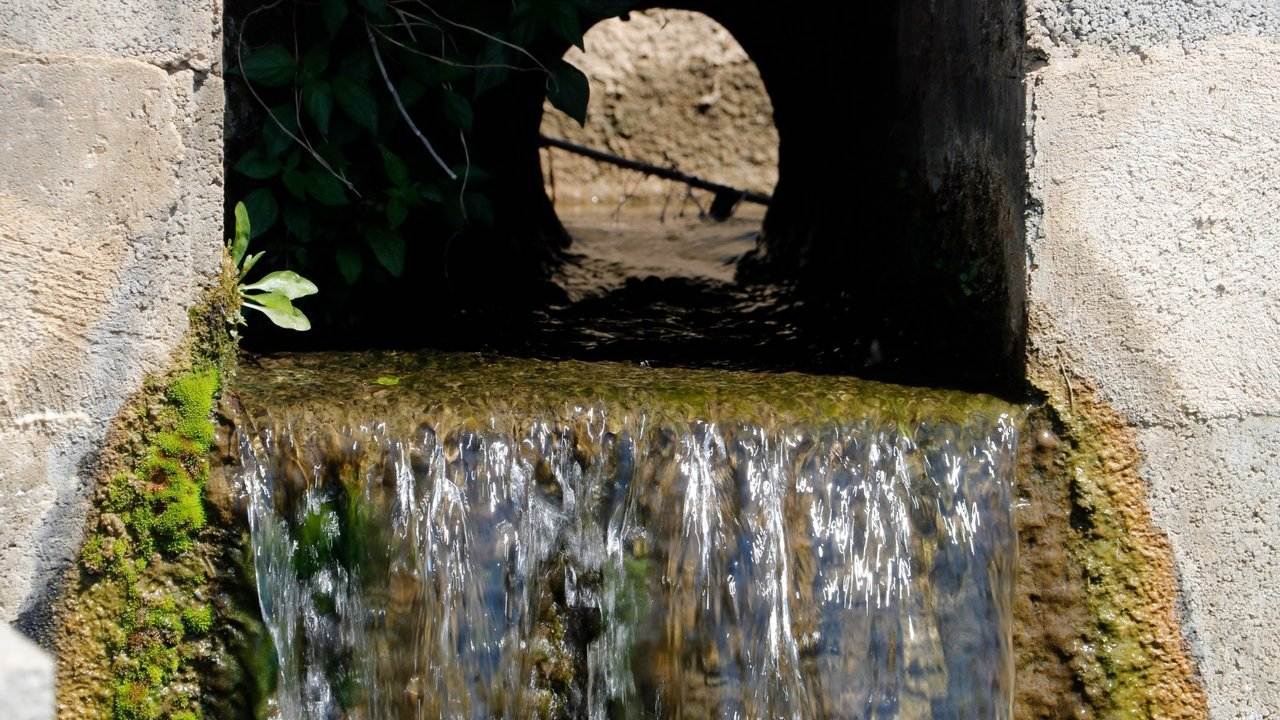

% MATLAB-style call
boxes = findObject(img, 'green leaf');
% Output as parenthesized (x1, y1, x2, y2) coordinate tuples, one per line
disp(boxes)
(415, 183, 445, 203)
(241, 270, 319, 299)
(307, 172, 348, 206)
(241, 251, 265, 277)
(262, 116, 295, 157)
(358, 0, 387, 16)
(321, 0, 348, 36)
(234, 148, 282, 179)
(242, 291, 311, 331)
(301, 47, 330, 83)
(241, 44, 295, 88)
(442, 89, 473, 131)
(380, 146, 409, 187)
(549, 3, 584, 48)
(465, 192, 495, 227)
(282, 168, 309, 200)
(373, 375, 400, 386)
(230, 202, 250, 266)
(242, 188, 278, 239)
(336, 245, 363, 284)
(334, 76, 377, 132)
(366, 227, 405, 277)
(282, 202, 312, 240)
(474, 42, 510, 97)
(386, 198, 408, 229)
(302, 81, 334, 135)
(547, 59, 590, 126)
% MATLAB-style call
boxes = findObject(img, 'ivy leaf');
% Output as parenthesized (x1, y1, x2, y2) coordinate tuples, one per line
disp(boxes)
(366, 226, 405, 277)
(242, 188, 279, 239)
(336, 245, 363, 284)
(282, 202, 312, 240)
(333, 76, 378, 133)
(282, 168, 309, 201)
(474, 42, 511, 97)
(321, 0, 348, 36)
(307, 172, 348, 206)
(234, 148, 282, 179)
(241, 44, 295, 88)
(442, 89, 473, 131)
(231, 202, 251, 266)
(301, 47, 330, 83)
(242, 291, 311, 331)
(380, 146, 410, 187)
(465, 192, 495, 227)
(241, 270, 319, 299)
(547, 59, 590, 126)
(302, 81, 334, 135)
(358, 0, 388, 17)
(549, 3, 584, 49)
(386, 198, 408, 229)
(415, 184, 445, 203)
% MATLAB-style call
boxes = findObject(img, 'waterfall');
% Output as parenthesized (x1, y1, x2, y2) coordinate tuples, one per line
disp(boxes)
(229, 352, 1018, 719)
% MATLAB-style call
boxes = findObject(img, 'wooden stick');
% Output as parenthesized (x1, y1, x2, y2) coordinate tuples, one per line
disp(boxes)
(539, 134, 772, 208)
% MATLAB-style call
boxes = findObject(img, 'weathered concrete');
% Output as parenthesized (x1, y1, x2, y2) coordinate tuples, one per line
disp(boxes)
(0, 2, 223, 629)
(0, 623, 54, 720)
(1026, 14, 1280, 717)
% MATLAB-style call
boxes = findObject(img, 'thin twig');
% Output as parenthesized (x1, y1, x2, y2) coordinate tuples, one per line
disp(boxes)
(372, 25, 531, 72)
(392, 0, 551, 77)
(457, 127, 470, 220)
(237, 1, 357, 194)
(366, 22, 456, 179)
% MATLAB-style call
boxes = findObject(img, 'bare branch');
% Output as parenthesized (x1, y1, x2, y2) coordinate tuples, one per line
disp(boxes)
(391, 0, 551, 77)
(365, 22, 456, 180)
(237, 0, 357, 195)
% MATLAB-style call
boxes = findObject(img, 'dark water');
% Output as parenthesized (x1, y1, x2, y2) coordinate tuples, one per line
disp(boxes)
(230, 352, 1018, 719)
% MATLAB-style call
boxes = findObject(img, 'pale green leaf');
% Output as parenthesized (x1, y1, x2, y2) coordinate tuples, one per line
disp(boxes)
(241, 251, 265, 277)
(242, 291, 311, 331)
(240, 270, 318, 299)
(231, 202, 251, 266)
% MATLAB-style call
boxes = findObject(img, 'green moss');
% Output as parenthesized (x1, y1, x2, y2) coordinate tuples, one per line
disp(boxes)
(74, 366, 226, 719)
(181, 605, 214, 636)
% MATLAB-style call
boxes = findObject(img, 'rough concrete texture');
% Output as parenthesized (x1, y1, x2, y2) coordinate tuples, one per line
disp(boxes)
(540, 10, 778, 207)
(0, 0, 221, 69)
(1026, 32, 1280, 717)
(0, 623, 54, 720)
(0, 2, 223, 628)
(1029, 0, 1276, 54)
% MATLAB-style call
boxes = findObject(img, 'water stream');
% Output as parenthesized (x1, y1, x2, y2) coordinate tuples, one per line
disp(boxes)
(228, 352, 1019, 719)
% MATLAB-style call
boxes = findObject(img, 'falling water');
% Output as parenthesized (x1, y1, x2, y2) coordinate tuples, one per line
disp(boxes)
(228, 352, 1019, 719)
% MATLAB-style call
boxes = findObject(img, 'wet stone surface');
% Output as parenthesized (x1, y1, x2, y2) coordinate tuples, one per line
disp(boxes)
(226, 352, 1021, 719)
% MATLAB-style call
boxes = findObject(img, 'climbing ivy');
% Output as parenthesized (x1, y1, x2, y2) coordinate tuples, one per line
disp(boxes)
(229, 0, 630, 302)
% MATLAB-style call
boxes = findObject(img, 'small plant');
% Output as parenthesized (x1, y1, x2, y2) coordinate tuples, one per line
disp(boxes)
(229, 201, 317, 331)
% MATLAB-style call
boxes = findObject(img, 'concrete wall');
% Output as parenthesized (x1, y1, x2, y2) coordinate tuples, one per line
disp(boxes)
(1024, 2, 1280, 716)
(0, 1, 224, 628)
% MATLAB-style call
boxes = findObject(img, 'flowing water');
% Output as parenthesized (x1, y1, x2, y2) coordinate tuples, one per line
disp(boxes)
(228, 352, 1019, 719)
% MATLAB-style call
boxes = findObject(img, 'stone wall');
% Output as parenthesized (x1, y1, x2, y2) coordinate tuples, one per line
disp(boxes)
(1024, 2, 1280, 716)
(0, 0, 224, 630)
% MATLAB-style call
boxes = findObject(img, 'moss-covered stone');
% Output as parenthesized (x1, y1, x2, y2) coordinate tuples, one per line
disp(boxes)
(55, 263, 271, 720)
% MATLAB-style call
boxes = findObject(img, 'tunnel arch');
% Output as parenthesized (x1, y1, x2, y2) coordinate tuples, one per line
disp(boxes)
(461, 0, 1025, 388)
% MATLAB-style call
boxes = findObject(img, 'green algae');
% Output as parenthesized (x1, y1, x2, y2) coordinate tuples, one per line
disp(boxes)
(57, 263, 277, 720)
(233, 350, 1020, 434)
(1022, 357, 1208, 719)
